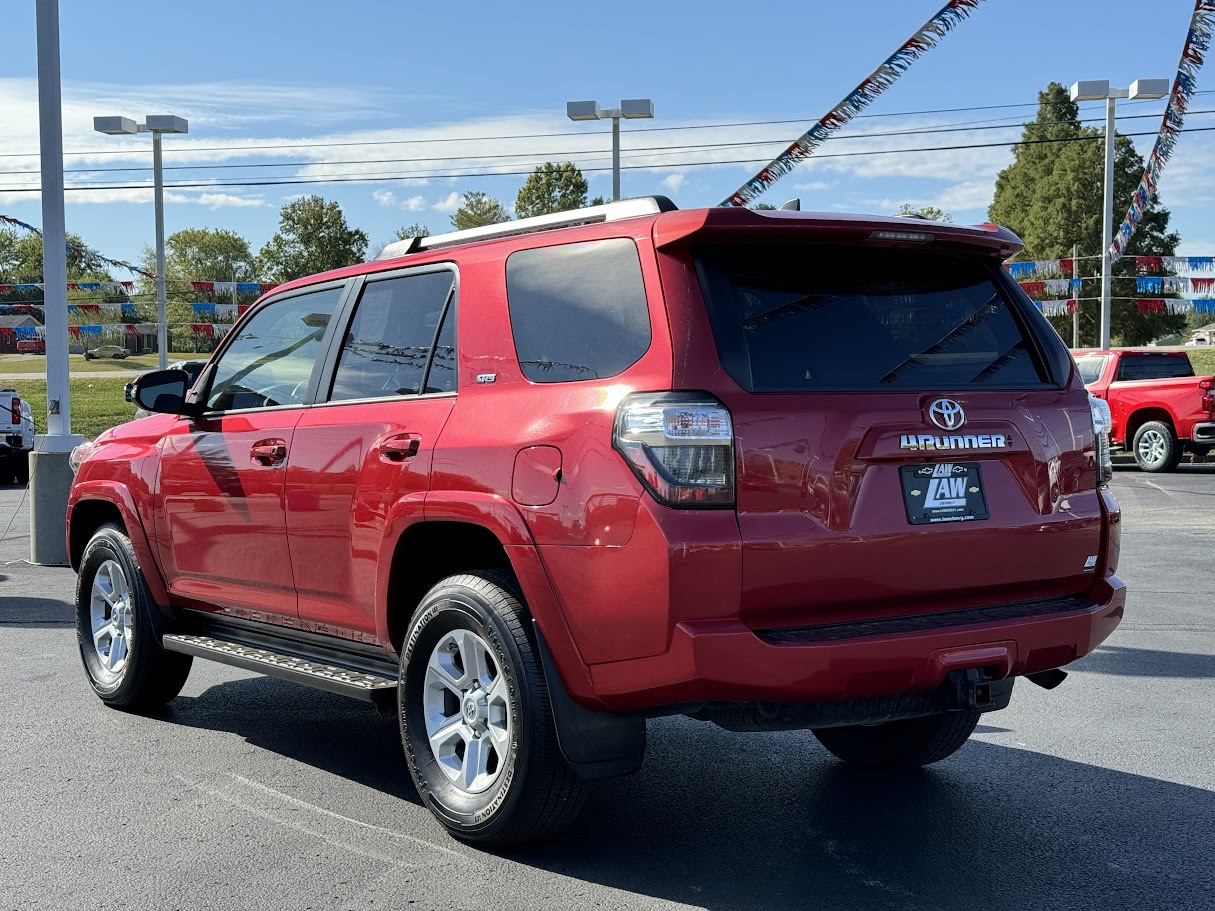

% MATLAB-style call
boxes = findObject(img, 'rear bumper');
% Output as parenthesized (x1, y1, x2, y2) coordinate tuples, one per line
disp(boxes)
(586, 575, 1125, 712)
(1190, 422, 1215, 444)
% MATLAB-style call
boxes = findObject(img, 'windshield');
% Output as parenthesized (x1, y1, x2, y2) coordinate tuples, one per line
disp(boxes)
(696, 244, 1050, 392)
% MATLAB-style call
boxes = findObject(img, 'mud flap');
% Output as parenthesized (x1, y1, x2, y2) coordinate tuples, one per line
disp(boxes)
(532, 621, 646, 780)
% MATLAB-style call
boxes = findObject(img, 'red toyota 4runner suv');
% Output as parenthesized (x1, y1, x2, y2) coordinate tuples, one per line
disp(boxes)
(67, 199, 1125, 845)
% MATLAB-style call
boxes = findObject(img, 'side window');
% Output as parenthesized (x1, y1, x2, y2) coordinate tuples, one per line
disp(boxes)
(206, 287, 342, 411)
(506, 238, 650, 383)
(329, 270, 456, 401)
(1075, 355, 1109, 386)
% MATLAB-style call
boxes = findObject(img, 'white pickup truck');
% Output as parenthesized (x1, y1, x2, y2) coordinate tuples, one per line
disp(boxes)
(1, 389, 34, 485)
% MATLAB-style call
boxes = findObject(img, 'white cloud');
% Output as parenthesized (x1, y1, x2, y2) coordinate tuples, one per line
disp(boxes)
(935, 180, 994, 214)
(662, 173, 685, 191)
(404, 195, 426, 211)
(432, 192, 461, 213)
(794, 180, 832, 191)
(373, 189, 398, 207)
(193, 193, 269, 209)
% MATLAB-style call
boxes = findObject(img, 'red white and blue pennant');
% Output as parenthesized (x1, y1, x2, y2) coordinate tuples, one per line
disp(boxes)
(719, 0, 986, 207)
(1110, 0, 1215, 259)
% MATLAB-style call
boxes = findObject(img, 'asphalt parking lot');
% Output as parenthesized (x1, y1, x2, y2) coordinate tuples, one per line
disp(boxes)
(0, 467, 1211, 911)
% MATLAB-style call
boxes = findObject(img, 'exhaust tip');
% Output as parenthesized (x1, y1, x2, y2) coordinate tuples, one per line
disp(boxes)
(1025, 668, 1068, 690)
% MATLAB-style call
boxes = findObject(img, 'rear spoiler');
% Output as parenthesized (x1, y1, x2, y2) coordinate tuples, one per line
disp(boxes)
(652, 208, 1023, 260)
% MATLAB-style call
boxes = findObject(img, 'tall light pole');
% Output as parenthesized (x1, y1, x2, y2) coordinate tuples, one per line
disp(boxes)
(566, 99, 654, 201)
(94, 114, 189, 369)
(1070, 79, 1169, 349)
(30, 0, 84, 566)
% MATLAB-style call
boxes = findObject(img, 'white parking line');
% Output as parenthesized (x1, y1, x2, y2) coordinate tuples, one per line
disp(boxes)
(230, 773, 467, 861)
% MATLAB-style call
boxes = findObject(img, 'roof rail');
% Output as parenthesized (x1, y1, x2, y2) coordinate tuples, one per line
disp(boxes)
(373, 195, 677, 261)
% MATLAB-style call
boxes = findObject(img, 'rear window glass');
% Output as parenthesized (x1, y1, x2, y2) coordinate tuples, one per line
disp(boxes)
(696, 245, 1050, 391)
(1075, 355, 1108, 385)
(506, 238, 650, 383)
(1115, 354, 1194, 381)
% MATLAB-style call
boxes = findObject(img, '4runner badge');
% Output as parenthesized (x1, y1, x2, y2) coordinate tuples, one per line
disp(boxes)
(900, 432, 1008, 451)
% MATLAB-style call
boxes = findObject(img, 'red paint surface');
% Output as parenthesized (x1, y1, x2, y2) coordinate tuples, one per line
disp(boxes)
(68, 206, 1123, 713)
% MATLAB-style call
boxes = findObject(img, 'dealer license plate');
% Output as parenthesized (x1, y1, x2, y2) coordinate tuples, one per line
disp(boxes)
(900, 462, 989, 525)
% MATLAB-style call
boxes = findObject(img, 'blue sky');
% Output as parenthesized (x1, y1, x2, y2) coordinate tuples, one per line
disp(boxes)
(2, 0, 1214, 276)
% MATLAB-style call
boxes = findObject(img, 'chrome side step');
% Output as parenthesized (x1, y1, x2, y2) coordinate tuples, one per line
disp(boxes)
(163, 633, 397, 707)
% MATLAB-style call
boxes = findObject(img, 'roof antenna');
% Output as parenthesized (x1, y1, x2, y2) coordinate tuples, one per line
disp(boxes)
(778, 198, 801, 211)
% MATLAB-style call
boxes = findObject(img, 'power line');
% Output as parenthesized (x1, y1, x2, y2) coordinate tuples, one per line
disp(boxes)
(5, 124, 1215, 195)
(0, 93, 1188, 162)
(1, 106, 1203, 180)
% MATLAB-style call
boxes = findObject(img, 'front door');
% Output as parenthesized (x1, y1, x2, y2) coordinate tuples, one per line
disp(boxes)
(286, 267, 458, 637)
(155, 284, 345, 620)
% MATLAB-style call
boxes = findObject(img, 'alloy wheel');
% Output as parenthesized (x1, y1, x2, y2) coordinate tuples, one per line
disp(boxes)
(422, 628, 512, 794)
(89, 559, 134, 679)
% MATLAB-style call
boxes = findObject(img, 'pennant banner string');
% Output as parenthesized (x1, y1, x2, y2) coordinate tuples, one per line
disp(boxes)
(1110, 0, 1215, 259)
(719, 0, 986, 207)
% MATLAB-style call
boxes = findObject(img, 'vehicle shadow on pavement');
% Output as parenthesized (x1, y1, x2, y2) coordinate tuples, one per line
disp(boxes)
(1071, 644, 1215, 678)
(155, 676, 422, 807)
(511, 718, 1212, 911)
(0, 595, 75, 627)
(147, 678, 1211, 911)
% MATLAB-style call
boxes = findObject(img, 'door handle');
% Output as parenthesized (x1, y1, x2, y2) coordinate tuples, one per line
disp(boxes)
(380, 433, 422, 463)
(250, 439, 288, 467)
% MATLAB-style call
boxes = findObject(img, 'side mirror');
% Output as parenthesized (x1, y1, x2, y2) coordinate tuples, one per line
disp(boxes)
(133, 369, 196, 416)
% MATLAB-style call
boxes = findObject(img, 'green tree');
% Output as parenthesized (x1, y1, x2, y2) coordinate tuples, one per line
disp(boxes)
(258, 195, 368, 282)
(751, 203, 777, 210)
(450, 192, 511, 230)
(0, 229, 113, 284)
(897, 203, 953, 223)
(989, 82, 1181, 345)
(514, 162, 589, 218)
(394, 223, 432, 240)
(138, 227, 257, 300)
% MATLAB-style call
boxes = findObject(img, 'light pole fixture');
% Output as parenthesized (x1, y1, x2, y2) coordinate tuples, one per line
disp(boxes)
(1069, 79, 1169, 349)
(566, 99, 654, 201)
(94, 113, 189, 370)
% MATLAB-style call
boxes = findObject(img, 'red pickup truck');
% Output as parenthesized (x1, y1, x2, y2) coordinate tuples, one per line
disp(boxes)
(1076, 349, 1215, 471)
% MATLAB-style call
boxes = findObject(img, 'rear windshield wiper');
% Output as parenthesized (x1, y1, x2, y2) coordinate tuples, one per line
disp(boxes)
(878, 297, 1001, 384)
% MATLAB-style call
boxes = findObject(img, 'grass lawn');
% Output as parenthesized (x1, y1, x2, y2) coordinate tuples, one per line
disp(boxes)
(4, 377, 135, 439)
(0, 352, 199, 375)
(1185, 349, 1215, 376)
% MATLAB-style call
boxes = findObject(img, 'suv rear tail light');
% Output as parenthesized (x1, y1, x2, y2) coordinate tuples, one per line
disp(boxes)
(10, 396, 20, 425)
(613, 392, 734, 508)
(1089, 394, 1113, 486)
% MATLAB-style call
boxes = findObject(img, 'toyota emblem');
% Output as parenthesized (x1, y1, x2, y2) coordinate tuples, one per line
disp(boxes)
(928, 398, 965, 431)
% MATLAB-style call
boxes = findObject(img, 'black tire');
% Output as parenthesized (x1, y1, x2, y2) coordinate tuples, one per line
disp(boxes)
(12, 453, 28, 486)
(399, 570, 586, 846)
(1132, 420, 1181, 472)
(812, 711, 981, 769)
(75, 521, 192, 710)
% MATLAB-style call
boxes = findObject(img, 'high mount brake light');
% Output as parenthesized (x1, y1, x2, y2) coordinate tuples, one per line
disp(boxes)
(613, 393, 735, 508)
(1089, 394, 1113, 486)
(868, 230, 934, 243)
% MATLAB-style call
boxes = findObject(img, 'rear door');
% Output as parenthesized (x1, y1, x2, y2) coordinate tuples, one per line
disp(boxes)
(286, 266, 458, 637)
(692, 242, 1101, 630)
